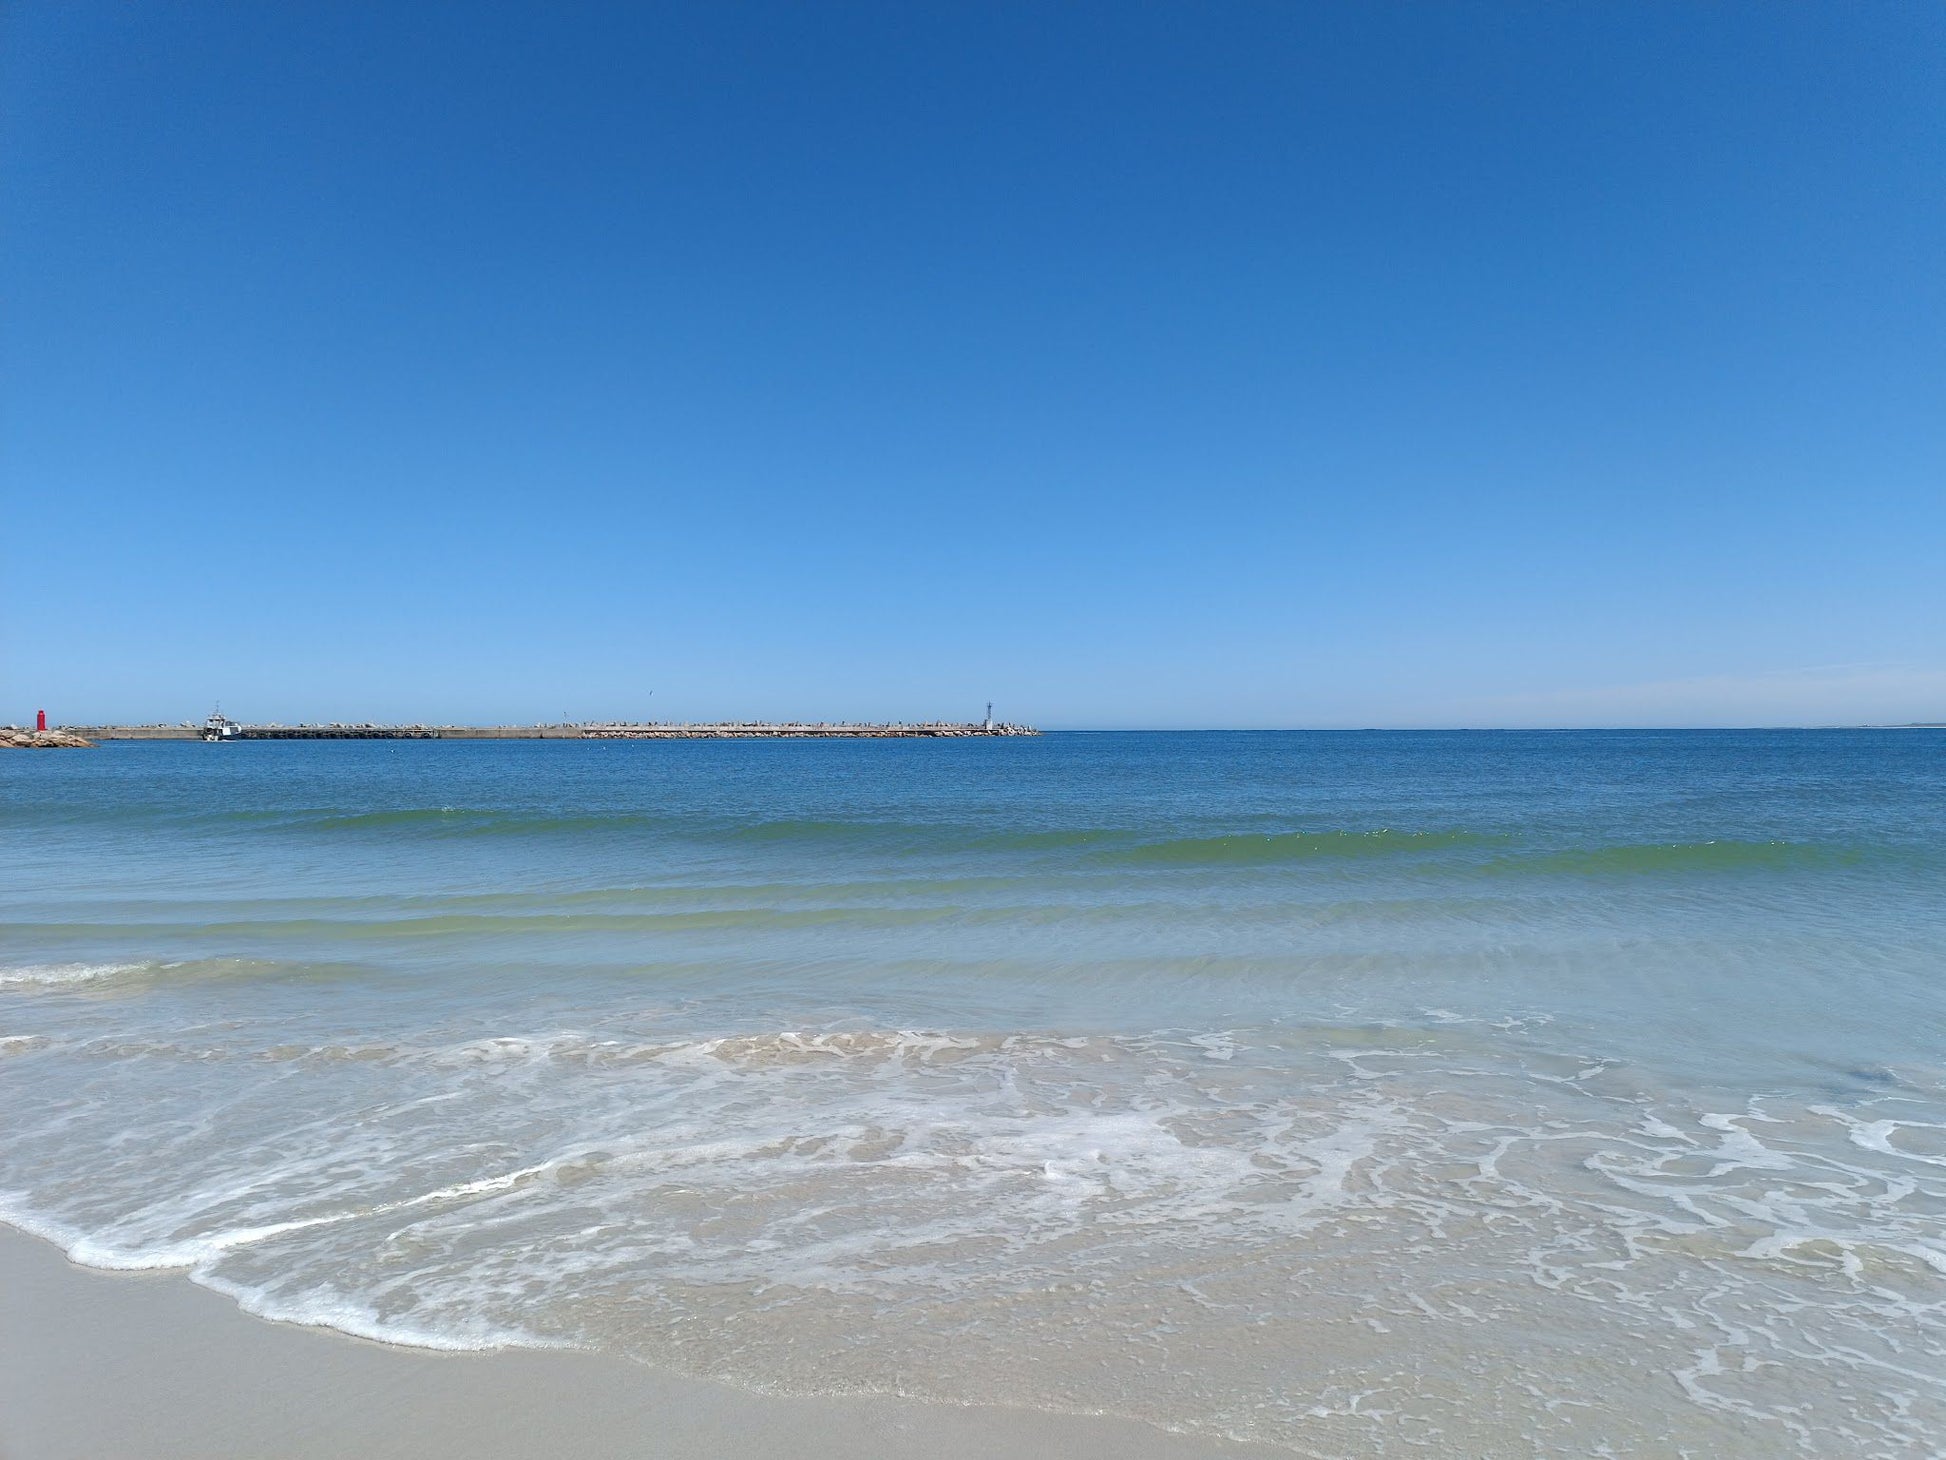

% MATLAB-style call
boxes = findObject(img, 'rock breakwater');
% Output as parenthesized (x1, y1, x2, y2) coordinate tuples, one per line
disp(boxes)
(1, 728, 94, 749)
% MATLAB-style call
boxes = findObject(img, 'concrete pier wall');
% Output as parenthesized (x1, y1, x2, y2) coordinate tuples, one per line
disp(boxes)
(64, 725, 200, 740)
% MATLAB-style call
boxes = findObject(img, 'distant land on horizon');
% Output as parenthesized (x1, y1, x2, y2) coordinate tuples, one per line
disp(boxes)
(40, 717, 1946, 736)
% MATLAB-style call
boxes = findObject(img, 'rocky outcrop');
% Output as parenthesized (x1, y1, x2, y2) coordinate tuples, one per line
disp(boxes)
(1, 728, 94, 748)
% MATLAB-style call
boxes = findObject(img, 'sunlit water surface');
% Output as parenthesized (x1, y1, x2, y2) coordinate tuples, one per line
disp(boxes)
(4, 731, 1944, 1455)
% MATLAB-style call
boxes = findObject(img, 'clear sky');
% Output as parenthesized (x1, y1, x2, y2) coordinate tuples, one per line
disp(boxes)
(4, 2, 1942, 728)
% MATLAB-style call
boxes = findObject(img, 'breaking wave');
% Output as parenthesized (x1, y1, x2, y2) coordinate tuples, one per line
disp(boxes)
(0, 962, 150, 989)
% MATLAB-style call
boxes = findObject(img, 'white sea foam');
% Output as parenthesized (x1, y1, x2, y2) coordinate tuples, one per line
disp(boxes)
(201, 1270, 559, 1353)
(0, 1192, 546, 1352)
(0, 961, 148, 988)
(6, 1017, 1946, 1454)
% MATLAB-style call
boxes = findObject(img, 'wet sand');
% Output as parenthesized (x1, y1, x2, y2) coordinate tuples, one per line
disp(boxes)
(0, 1227, 1273, 1460)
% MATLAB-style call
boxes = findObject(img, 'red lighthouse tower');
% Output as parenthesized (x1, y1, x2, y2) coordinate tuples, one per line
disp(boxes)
(36, 709, 46, 732)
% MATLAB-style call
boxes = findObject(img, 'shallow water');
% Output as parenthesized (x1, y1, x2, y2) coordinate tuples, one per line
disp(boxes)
(3, 731, 1944, 1454)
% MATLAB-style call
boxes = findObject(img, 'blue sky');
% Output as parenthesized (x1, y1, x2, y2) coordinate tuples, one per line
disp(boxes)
(4, 2, 1941, 727)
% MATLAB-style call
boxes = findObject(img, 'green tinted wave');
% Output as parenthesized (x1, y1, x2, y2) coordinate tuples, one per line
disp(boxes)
(1096, 829, 1490, 867)
(1516, 840, 1866, 875)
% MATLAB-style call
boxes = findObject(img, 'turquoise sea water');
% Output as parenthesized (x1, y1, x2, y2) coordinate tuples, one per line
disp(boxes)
(4, 731, 1944, 1453)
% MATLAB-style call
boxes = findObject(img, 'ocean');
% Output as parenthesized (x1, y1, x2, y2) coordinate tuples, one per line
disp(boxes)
(3, 730, 1943, 1454)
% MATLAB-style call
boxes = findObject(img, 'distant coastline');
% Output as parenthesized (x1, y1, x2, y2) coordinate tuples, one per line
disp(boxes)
(26, 722, 1939, 744)
(60, 720, 1038, 742)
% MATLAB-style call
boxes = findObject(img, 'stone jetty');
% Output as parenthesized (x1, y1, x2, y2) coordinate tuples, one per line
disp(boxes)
(63, 721, 1037, 742)
(1, 727, 94, 748)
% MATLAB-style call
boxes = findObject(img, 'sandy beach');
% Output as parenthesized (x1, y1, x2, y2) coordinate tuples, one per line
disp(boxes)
(0, 1226, 1273, 1460)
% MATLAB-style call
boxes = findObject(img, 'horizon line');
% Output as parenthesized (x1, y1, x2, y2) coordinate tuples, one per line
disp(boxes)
(37, 719, 1946, 734)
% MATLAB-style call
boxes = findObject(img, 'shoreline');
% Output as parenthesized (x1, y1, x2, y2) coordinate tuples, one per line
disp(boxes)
(0, 1224, 1274, 1460)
